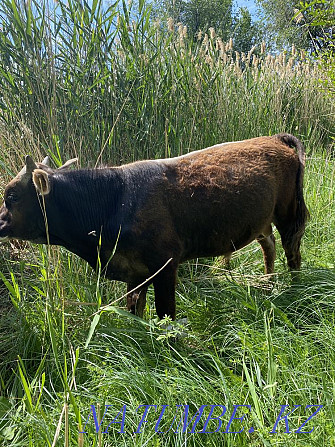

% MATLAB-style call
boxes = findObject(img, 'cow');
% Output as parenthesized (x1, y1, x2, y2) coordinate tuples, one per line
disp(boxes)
(0, 133, 309, 320)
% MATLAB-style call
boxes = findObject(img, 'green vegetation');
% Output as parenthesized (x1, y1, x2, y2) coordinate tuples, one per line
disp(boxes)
(299, 0, 335, 97)
(0, 0, 334, 446)
(152, 0, 263, 51)
(256, 0, 334, 53)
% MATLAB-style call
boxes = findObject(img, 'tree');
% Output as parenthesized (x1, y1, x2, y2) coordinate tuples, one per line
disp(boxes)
(152, 0, 262, 52)
(232, 7, 262, 53)
(180, 0, 233, 40)
(299, 0, 335, 97)
(256, 0, 334, 53)
(153, 0, 233, 40)
(297, 0, 335, 52)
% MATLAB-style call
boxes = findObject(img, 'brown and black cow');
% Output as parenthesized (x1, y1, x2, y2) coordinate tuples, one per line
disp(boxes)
(0, 133, 309, 319)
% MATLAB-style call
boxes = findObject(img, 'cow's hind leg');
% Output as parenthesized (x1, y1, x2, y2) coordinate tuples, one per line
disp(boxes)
(126, 282, 148, 318)
(278, 226, 303, 271)
(274, 179, 308, 272)
(257, 226, 276, 274)
(275, 214, 306, 271)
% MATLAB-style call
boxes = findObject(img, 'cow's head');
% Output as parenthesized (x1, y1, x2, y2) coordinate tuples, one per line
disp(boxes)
(0, 156, 77, 243)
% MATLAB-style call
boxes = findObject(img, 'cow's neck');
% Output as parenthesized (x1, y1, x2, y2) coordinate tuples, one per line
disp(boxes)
(43, 168, 124, 268)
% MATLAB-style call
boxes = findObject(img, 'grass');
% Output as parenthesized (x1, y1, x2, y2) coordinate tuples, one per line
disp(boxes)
(0, 0, 335, 446)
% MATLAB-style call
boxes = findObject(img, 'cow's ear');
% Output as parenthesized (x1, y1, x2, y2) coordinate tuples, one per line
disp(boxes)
(32, 169, 50, 195)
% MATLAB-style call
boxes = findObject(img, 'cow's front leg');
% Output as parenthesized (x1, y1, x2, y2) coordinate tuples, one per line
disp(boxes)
(126, 282, 148, 318)
(152, 262, 178, 320)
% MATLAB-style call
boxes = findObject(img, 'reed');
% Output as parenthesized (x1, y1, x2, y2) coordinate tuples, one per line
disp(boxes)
(0, 0, 333, 179)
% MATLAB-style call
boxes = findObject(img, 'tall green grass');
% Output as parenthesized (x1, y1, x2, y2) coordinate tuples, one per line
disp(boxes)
(0, 0, 333, 172)
(0, 1, 334, 446)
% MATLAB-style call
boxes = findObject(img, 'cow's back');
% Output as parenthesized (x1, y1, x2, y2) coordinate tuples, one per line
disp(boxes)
(131, 136, 301, 262)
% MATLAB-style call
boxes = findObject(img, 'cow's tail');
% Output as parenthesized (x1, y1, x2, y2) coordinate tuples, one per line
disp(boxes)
(277, 133, 310, 232)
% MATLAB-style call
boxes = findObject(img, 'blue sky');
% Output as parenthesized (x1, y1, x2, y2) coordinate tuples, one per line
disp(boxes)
(235, 0, 258, 17)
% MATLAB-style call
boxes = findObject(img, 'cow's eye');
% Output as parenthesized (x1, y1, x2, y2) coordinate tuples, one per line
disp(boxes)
(6, 192, 19, 204)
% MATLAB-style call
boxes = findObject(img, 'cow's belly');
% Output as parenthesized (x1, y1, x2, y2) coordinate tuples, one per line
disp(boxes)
(102, 249, 150, 283)
(180, 227, 259, 261)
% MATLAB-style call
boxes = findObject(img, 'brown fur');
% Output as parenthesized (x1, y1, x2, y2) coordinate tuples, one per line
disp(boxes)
(128, 135, 308, 318)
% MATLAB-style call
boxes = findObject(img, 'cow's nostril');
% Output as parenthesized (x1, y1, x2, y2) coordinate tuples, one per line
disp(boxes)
(0, 216, 10, 237)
